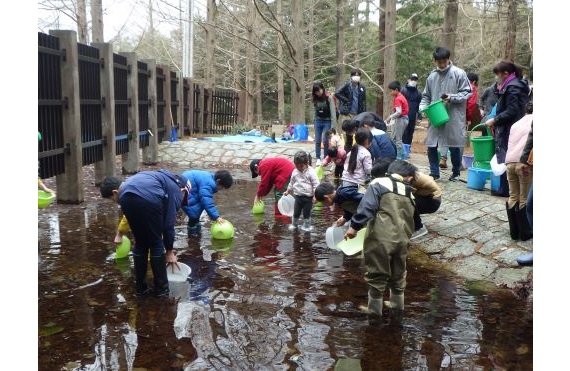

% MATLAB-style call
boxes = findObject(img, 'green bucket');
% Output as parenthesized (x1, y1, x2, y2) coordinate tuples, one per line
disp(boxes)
(421, 99, 449, 127)
(470, 123, 495, 162)
(472, 160, 491, 170)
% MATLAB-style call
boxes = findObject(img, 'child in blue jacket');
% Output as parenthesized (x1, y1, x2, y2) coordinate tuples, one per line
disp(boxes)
(181, 170, 233, 236)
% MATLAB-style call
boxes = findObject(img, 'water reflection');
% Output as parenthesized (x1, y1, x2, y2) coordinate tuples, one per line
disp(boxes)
(38, 175, 532, 370)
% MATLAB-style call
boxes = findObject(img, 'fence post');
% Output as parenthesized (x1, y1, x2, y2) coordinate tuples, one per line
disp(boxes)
(178, 72, 184, 139)
(50, 30, 84, 204)
(120, 52, 140, 174)
(188, 80, 196, 134)
(197, 84, 205, 134)
(92, 42, 116, 184)
(142, 59, 158, 164)
(159, 64, 173, 140)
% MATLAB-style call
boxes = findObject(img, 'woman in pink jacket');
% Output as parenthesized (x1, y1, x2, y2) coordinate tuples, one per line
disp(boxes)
(504, 102, 533, 241)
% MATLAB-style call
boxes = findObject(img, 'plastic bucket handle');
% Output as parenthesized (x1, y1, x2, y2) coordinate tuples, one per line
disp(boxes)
(470, 123, 492, 137)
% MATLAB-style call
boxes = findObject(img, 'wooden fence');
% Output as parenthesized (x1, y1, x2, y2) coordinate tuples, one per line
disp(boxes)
(38, 30, 244, 204)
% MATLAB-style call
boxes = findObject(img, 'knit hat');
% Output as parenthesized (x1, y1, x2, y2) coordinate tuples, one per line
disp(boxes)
(409, 73, 419, 81)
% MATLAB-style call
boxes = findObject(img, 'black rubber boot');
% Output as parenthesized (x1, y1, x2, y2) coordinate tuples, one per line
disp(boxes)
(516, 204, 533, 241)
(505, 201, 519, 240)
(150, 255, 170, 298)
(133, 253, 151, 296)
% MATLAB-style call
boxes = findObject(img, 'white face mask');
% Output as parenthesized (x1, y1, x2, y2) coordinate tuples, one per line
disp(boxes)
(351, 75, 361, 83)
(408, 81, 417, 87)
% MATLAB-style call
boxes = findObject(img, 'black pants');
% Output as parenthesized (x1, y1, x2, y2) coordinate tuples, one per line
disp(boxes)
(293, 195, 313, 219)
(334, 165, 343, 178)
(414, 196, 441, 230)
(120, 192, 166, 257)
(402, 116, 417, 145)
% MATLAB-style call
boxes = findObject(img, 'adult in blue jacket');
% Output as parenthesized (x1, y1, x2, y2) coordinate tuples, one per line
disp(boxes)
(100, 169, 192, 297)
(181, 169, 234, 236)
(355, 112, 397, 161)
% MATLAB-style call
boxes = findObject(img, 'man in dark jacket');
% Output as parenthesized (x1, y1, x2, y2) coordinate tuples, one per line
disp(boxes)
(400, 73, 422, 145)
(335, 68, 367, 134)
(100, 170, 192, 297)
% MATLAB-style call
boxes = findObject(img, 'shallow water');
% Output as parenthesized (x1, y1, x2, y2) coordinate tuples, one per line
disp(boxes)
(38, 177, 532, 370)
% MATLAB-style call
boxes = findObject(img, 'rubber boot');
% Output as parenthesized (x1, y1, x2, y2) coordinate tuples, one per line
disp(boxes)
(366, 292, 383, 316)
(149, 255, 170, 298)
(300, 218, 314, 232)
(187, 222, 202, 237)
(389, 290, 405, 311)
(505, 201, 519, 240)
(288, 217, 299, 231)
(516, 205, 533, 241)
(133, 253, 151, 296)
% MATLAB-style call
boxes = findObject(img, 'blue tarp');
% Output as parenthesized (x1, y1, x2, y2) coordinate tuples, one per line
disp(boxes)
(198, 134, 301, 144)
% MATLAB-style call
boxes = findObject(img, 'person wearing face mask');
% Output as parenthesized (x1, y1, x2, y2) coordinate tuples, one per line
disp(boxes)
(400, 73, 423, 147)
(484, 60, 530, 197)
(419, 46, 472, 182)
(335, 68, 367, 135)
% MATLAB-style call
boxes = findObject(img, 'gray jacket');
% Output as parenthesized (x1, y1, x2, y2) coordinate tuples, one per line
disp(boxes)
(419, 62, 472, 147)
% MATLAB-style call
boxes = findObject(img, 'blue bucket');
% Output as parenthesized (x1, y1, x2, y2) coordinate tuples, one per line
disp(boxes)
(490, 174, 501, 192)
(170, 127, 178, 142)
(402, 144, 411, 159)
(463, 154, 474, 168)
(293, 124, 309, 141)
(467, 167, 492, 190)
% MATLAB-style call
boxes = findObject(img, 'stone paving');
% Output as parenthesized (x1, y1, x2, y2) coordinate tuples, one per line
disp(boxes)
(158, 137, 533, 295)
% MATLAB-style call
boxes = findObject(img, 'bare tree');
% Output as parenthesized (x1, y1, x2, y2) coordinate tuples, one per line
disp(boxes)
(246, 0, 256, 125)
(443, 0, 458, 57)
(353, 0, 360, 62)
(205, 0, 216, 89)
(383, 0, 395, 119)
(335, 0, 345, 89)
(91, 0, 104, 43)
(290, 0, 305, 123)
(77, 0, 88, 43)
(505, 0, 518, 61)
(376, 0, 385, 114)
(276, 0, 285, 123)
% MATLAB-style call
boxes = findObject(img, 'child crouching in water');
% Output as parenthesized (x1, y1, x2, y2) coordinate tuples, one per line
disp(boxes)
(321, 146, 347, 179)
(344, 160, 416, 317)
(284, 151, 320, 232)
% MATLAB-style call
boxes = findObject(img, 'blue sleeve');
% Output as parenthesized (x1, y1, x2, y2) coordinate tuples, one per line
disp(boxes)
(200, 178, 220, 220)
(162, 178, 183, 251)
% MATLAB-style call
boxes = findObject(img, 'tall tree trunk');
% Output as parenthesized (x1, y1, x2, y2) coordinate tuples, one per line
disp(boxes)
(353, 0, 360, 62)
(77, 0, 88, 43)
(149, 0, 155, 53)
(365, 0, 370, 24)
(335, 0, 345, 89)
(505, 0, 518, 61)
(290, 0, 305, 123)
(443, 0, 458, 58)
(376, 0, 385, 114)
(205, 0, 216, 89)
(90, 0, 104, 43)
(496, 0, 502, 58)
(276, 0, 285, 124)
(245, 1, 255, 126)
(232, 24, 241, 91)
(255, 29, 262, 125)
(308, 2, 315, 122)
(383, 0, 396, 119)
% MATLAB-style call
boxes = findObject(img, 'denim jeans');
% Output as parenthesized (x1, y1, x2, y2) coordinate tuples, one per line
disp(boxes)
(526, 184, 533, 229)
(427, 146, 461, 177)
(314, 119, 331, 160)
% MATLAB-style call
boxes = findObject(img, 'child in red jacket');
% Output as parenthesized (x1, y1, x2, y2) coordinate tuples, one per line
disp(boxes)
(250, 157, 296, 215)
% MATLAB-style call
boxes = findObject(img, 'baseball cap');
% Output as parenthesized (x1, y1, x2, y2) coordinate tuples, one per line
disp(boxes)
(409, 73, 419, 80)
(250, 159, 262, 178)
(174, 173, 192, 205)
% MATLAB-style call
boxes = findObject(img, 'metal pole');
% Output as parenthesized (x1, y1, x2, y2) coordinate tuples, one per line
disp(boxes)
(189, 0, 194, 78)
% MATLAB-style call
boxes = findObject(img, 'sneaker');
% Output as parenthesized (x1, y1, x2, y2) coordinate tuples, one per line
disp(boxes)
(315, 159, 322, 167)
(439, 158, 448, 169)
(448, 174, 460, 182)
(429, 174, 440, 181)
(410, 226, 428, 240)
